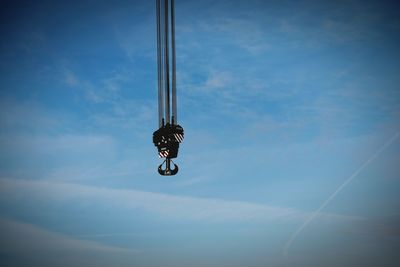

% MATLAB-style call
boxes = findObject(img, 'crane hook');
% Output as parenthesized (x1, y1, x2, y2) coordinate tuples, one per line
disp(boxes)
(158, 158, 179, 176)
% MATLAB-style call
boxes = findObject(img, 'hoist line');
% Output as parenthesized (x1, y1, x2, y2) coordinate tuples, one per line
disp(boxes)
(161, 0, 166, 124)
(156, 0, 164, 127)
(152, 0, 183, 176)
(171, 0, 177, 124)
(164, 0, 170, 124)
(156, 0, 177, 126)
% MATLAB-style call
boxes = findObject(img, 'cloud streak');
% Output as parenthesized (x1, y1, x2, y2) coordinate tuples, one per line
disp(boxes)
(0, 217, 140, 253)
(283, 131, 400, 257)
(0, 178, 362, 224)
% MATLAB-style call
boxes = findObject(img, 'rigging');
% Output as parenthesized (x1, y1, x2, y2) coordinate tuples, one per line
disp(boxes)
(153, 0, 184, 176)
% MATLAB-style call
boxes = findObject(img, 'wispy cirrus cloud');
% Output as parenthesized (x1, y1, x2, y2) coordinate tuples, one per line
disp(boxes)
(0, 99, 63, 132)
(61, 67, 157, 132)
(0, 178, 362, 224)
(0, 217, 140, 267)
(0, 217, 139, 253)
(199, 17, 270, 55)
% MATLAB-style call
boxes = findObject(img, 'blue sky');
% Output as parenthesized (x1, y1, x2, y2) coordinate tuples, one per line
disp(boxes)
(0, 0, 399, 266)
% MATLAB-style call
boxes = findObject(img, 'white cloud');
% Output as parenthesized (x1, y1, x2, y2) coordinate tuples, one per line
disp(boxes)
(113, 17, 154, 59)
(175, 175, 212, 187)
(0, 100, 61, 131)
(0, 217, 139, 254)
(205, 70, 233, 89)
(0, 178, 362, 224)
(200, 18, 270, 55)
(1, 134, 116, 157)
(60, 66, 157, 131)
(64, 69, 79, 87)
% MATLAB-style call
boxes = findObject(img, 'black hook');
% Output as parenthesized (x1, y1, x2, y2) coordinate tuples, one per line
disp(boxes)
(158, 158, 179, 176)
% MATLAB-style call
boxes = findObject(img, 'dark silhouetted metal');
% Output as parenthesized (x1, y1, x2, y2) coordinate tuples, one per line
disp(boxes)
(153, 0, 184, 176)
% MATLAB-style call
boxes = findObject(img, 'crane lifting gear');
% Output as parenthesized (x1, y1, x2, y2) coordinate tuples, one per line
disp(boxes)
(153, 0, 184, 176)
